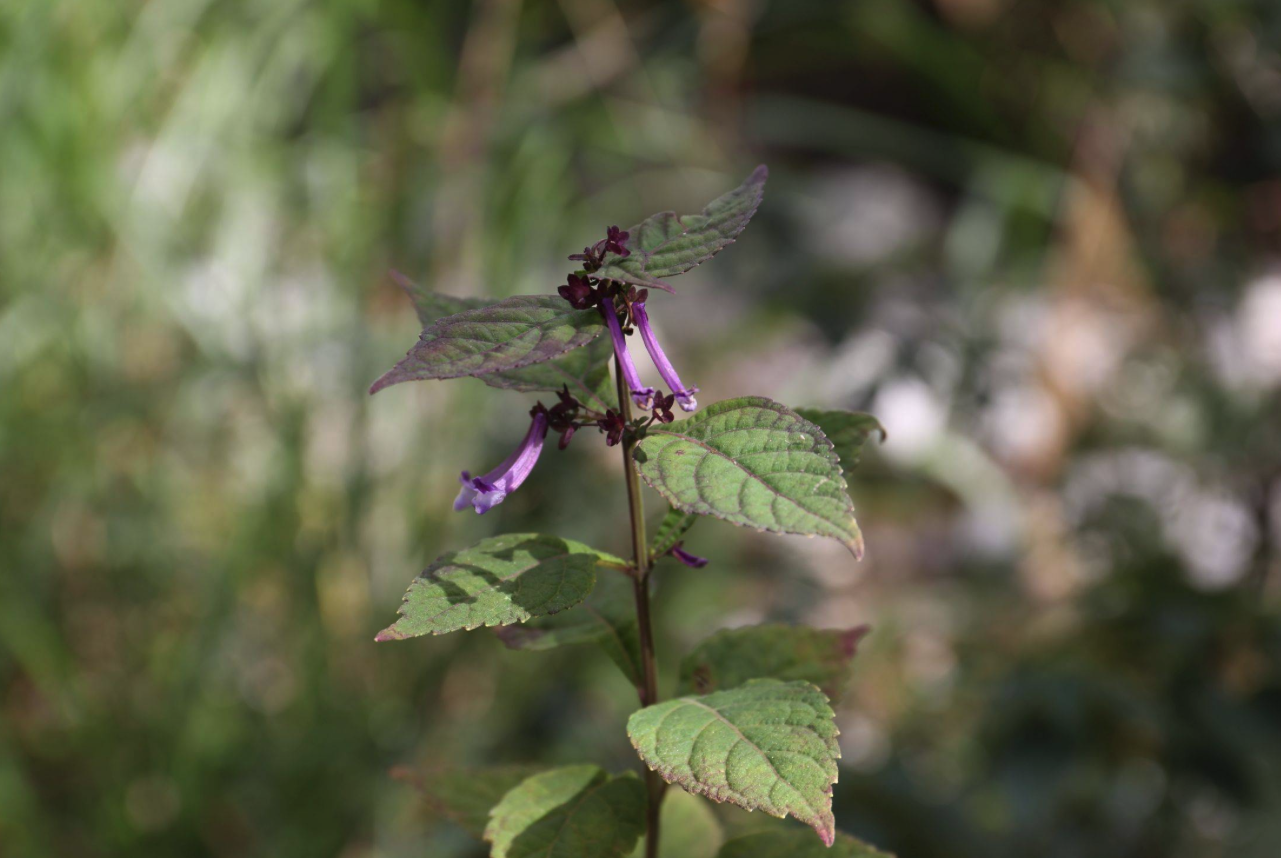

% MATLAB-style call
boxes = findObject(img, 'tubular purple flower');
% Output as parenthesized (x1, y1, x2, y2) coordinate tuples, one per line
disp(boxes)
(633, 301, 698, 412)
(600, 303, 655, 409)
(670, 543, 709, 568)
(453, 411, 549, 514)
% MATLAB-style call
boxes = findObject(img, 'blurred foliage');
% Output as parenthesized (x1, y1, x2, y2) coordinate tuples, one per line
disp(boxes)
(3, 0, 1281, 856)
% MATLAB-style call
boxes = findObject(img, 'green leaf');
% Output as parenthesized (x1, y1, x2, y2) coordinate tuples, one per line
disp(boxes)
(485, 766, 646, 858)
(649, 506, 699, 560)
(628, 788, 723, 858)
(679, 624, 869, 704)
(392, 765, 542, 839)
(388, 275, 618, 409)
(717, 830, 894, 858)
(627, 679, 840, 846)
(375, 534, 623, 640)
(633, 397, 864, 558)
(596, 165, 768, 288)
(370, 295, 606, 394)
(495, 571, 643, 687)
(793, 409, 885, 477)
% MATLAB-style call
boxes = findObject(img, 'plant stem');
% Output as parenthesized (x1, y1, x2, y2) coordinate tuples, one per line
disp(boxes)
(614, 358, 664, 858)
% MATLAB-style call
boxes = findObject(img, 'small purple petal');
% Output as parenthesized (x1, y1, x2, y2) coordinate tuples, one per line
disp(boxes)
(600, 302, 654, 409)
(633, 302, 698, 412)
(670, 543, 709, 568)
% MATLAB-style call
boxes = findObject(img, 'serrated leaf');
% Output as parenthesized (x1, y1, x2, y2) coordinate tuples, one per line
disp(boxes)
(485, 766, 646, 858)
(717, 830, 894, 858)
(388, 275, 619, 411)
(679, 624, 869, 704)
(633, 397, 864, 558)
(793, 409, 885, 477)
(595, 165, 767, 287)
(495, 572, 643, 687)
(628, 788, 723, 858)
(392, 765, 542, 839)
(627, 679, 840, 846)
(375, 534, 623, 640)
(370, 295, 605, 394)
(649, 506, 699, 559)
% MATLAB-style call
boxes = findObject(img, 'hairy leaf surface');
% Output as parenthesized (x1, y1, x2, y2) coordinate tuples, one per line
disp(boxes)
(627, 679, 840, 846)
(628, 788, 723, 858)
(680, 624, 869, 703)
(375, 534, 622, 640)
(485, 766, 646, 858)
(793, 408, 885, 477)
(392, 765, 542, 839)
(495, 572, 643, 686)
(595, 166, 767, 287)
(717, 829, 893, 858)
(634, 397, 863, 557)
(370, 295, 605, 394)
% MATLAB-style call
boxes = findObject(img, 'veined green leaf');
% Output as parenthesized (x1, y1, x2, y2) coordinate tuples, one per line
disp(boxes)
(370, 295, 605, 394)
(717, 829, 894, 858)
(389, 273, 616, 409)
(634, 397, 864, 558)
(793, 408, 885, 477)
(679, 624, 869, 703)
(627, 679, 840, 846)
(495, 571, 643, 687)
(595, 165, 767, 288)
(375, 534, 624, 640)
(485, 766, 646, 858)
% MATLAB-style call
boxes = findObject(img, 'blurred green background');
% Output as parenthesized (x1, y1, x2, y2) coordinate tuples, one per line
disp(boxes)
(4, 0, 1281, 856)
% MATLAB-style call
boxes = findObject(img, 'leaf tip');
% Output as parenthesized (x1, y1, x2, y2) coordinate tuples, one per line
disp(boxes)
(841, 625, 871, 657)
(750, 163, 769, 184)
(374, 626, 406, 642)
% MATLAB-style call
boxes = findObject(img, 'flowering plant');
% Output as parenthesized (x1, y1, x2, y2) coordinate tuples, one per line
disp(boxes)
(372, 167, 889, 858)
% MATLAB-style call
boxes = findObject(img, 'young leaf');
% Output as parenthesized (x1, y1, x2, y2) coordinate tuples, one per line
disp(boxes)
(495, 571, 644, 687)
(793, 409, 885, 477)
(390, 273, 617, 410)
(370, 295, 605, 394)
(649, 506, 699, 559)
(392, 765, 542, 839)
(485, 766, 646, 858)
(628, 788, 723, 858)
(633, 397, 864, 558)
(596, 166, 767, 289)
(626, 679, 840, 846)
(717, 829, 894, 858)
(375, 534, 623, 640)
(679, 624, 869, 703)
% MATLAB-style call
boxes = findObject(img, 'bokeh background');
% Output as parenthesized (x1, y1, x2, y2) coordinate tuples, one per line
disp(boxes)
(4, 0, 1281, 856)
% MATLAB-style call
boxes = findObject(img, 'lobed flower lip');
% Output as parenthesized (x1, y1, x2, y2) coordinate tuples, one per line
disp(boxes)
(633, 301, 698, 412)
(453, 411, 549, 514)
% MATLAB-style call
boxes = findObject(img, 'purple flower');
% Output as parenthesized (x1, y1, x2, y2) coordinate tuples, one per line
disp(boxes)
(633, 301, 698, 412)
(604, 225, 630, 257)
(558, 274, 597, 310)
(670, 542, 709, 568)
(598, 409, 626, 446)
(600, 302, 655, 409)
(652, 391, 675, 424)
(453, 410, 549, 514)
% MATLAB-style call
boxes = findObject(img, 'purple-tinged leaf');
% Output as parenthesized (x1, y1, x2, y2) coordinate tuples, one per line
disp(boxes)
(484, 766, 646, 858)
(386, 274, 617, 409)
(370, 295, 605, 394)
(595, 165, 767, 287)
